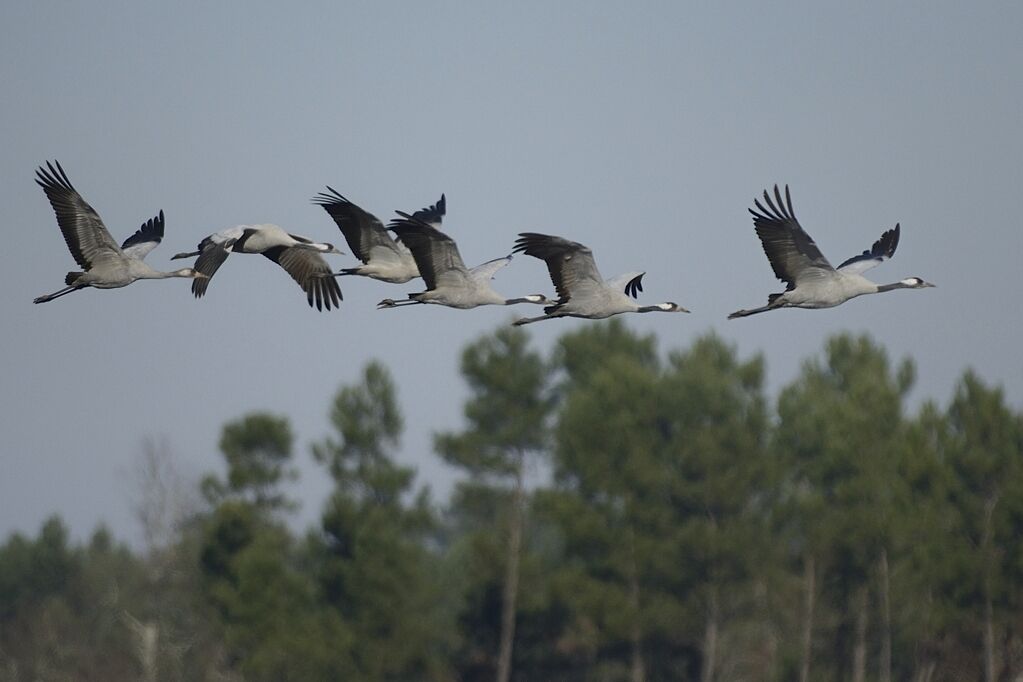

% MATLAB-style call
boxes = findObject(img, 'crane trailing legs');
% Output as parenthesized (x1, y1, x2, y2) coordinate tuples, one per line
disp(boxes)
(33, 160, 206, 304)
(510, 232, 689, 325)
(376, 212, 548, 310)
(728, 185, 934, 319)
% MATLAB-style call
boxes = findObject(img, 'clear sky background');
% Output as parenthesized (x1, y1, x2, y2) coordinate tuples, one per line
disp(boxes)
(2, 2, 1021, 544)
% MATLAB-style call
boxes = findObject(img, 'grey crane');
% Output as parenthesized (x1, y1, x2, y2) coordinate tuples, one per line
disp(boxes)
(511, 232, 689, 326)
(312, 188, 445, 283)
(171, 224, 343, 311)
(728, 185, 934, 319)
(33, 160, 205, 304)
(377, 213, 547, 309)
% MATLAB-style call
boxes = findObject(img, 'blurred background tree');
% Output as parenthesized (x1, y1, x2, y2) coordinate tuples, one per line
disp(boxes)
(2, 326, 1022, 681)
(311, 361, 454, 682)
(435, 327, 552, 682)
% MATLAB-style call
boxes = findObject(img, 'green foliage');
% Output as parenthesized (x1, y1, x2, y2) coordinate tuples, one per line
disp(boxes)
(661, 334, 772, 638)
(553, 318, 659, 389)
(775, 334, 913, 565)
(0, 517, 155, 680)
(434, 327, 557, 680)
(204, 411, 296, 511)
(221, 530, 355, 681)
(311, 361, 455, 681)
(200, 500, 260, 601)
(311, 361, 418, 510)
(197, 408, 355, 679)
(543, 323, 689, 674)
(3, 328, 1023, 681)
(541, 328, 773, 678)
(904, 371, 1023, 674)
(436, 326, 550, 476)
(0, 517, 76, 620)
(945, 370, 1019, 499)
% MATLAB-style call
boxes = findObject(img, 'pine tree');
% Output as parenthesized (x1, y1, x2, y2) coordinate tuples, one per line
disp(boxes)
(435, 327, 551, 682)
(311, 361, 453, 681)
(540, 320, 693, 681)
(774, 334, 915, 681)
(659, 333, 770, 682)
(201, 412, 296, 512)
(942, 371, 1021, 680)
(197, 411, 350, 681)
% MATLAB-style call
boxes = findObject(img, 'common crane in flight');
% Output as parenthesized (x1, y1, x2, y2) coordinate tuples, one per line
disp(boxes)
(312, 188, 445, 283)
(728, 185, 934, 319)
(33, 161, 206, 304)
(511, 232, 689, 326)
(171, 225, 343, 311)
(377, 213, 547, 310)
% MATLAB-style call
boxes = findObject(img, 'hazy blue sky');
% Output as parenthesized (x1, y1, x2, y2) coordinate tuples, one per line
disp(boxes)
(2, 2, 1021, 544)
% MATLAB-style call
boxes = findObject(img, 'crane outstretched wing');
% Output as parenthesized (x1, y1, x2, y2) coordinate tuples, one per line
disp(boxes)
(35, 160, 122, 269)
(190, 242, 232, 298)
(314, 189, 445, 266)
(836, 224, 900, 275)
(388, 214, 468, 290)
(470, 255, 512, 281)
(408, 194, 446, 228)
(513, 233, 604, 303)
(262, 247, 343, 311)
(606, 272, 645, 299)
(120, 211, 165, 260)
(313, 188, 399, 264)
(749, 185, 834, 288)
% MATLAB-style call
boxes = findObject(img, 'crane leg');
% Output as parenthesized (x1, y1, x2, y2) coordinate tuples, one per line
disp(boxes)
(512, 314, 550, 326)
(377, 298, 422, 309)
(728, 300, 787, 319)
(33, 285, 83, 304)
(327, 268, 360, 278)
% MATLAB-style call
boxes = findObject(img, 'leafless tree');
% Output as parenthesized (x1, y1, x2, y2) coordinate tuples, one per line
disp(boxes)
(128, 435, 198, 557)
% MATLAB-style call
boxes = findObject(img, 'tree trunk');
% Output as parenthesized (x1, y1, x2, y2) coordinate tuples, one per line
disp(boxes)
(627, 525, 646, 682)
(852, 585, 868, 682)
(912, 590, 936, 682)
(799, 553, 815, 682)
(755, 578, 778, 681)
(914, 661, 936, 682)
(495, 458, 525, 682)
(701, 588, 719, 682)
(984, 584, 995, 682)
(982, 493, 999, 682)
(879, 549, 892, 682)
(123, 611, 159, 682)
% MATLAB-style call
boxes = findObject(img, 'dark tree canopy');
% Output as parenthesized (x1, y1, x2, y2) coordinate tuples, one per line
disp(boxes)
(2, 328, 1021, 682)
